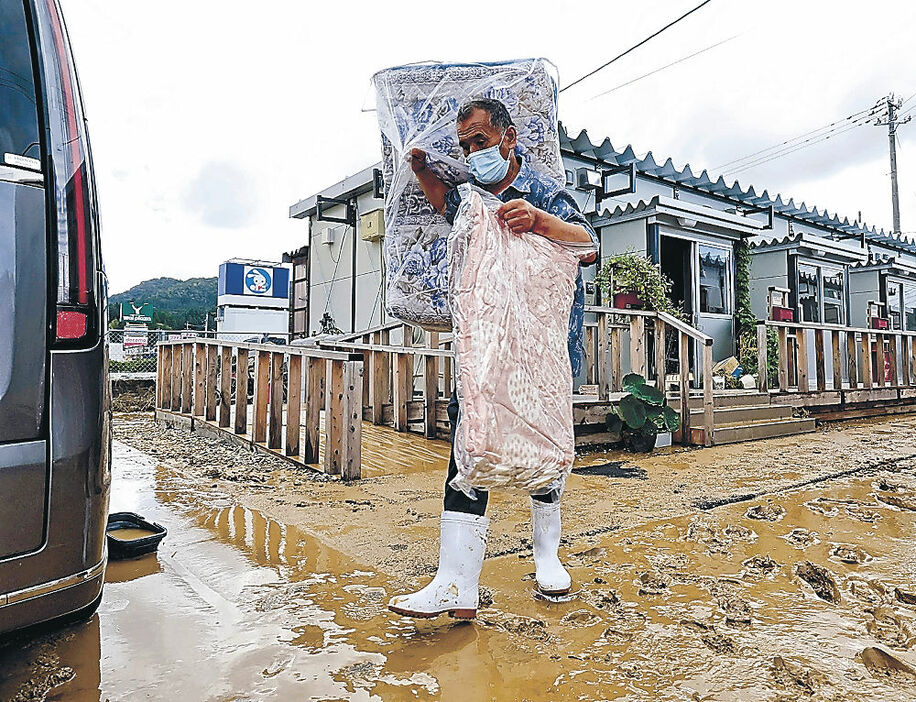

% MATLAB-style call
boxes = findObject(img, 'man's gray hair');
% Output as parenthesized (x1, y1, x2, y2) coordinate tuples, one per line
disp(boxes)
(457, 98, 514, 131)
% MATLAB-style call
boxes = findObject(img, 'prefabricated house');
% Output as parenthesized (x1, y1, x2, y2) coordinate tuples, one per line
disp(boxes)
(283, 124, 916, 446)
(289, 124, 913, 355)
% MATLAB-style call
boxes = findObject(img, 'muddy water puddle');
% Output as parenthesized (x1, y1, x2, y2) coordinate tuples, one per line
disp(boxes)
(1, 442, 915, 701)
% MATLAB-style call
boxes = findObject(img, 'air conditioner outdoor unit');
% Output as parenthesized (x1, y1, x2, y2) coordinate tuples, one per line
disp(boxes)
(576, 167, 602, 191)
(321, 226, 339, 246)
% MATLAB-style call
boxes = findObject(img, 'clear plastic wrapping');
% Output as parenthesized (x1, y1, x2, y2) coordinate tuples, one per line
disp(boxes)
(448, 184, 578, 496)
(372, 59, 562, 330)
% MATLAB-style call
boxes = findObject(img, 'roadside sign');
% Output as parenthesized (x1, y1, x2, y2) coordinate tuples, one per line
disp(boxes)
(121, 301, 154, 323)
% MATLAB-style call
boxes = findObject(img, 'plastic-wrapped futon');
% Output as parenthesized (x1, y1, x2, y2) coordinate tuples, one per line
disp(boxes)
(372, 59, 562, 330)
(447, 184, 579, 496)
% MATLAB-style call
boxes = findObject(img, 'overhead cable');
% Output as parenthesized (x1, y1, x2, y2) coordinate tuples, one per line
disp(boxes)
(714, 101, 883, 172)
(588, 34, 739, 101)
(724, 118, 876, 177)
(560, 0, 716, 93)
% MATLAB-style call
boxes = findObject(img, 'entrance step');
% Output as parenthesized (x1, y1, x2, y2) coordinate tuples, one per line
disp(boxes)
(689, 417, 816, 446)
(689, 404, 794, 425)
(669, 391, 770, 410)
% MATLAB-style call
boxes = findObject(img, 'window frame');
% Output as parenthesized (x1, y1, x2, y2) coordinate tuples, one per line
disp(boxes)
(794, 257, 847, 326)
(696, 242, 732, 318)
(884, 275, 916, 331)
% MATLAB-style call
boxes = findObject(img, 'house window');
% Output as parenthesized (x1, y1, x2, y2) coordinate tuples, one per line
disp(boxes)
(797, 263, 820, 323)
(698, 245, 730, 314)
(823, 269, 845, 324)
(796, 262, 846, 325)
(905, 285, 916, 331)
(888, 280, 903, 330)
(886, 278, 916, 331)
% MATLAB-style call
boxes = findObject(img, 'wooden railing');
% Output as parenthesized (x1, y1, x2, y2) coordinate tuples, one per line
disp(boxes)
(758, 320, 916, 396)
(582, 307, 715, 446)
(156, 339, 364, 479)
(318, 322, 454, 440)
(317, 308, 716, 447)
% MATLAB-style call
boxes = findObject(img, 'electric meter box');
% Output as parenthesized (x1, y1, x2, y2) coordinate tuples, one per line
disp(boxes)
(360, 208, 385, 242)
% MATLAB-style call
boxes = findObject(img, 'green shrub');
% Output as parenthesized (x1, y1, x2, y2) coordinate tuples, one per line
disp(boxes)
(594, 250, 684, 319)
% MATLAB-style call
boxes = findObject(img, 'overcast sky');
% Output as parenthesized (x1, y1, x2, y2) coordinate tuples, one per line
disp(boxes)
(60, 0, 916, 294)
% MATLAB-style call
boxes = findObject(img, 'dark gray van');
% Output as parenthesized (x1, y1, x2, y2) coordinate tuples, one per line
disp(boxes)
(1, 0, 110, 634)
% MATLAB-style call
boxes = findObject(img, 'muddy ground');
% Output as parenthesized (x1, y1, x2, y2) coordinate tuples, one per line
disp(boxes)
(1, 413, 915, 700)
(116, 413, 916, 580)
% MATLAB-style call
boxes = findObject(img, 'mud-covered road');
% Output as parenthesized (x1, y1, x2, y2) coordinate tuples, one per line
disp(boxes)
(1, 414, 915, 700)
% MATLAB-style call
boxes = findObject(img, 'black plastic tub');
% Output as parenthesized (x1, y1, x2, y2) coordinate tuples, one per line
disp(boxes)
(106, 512, 167, 560)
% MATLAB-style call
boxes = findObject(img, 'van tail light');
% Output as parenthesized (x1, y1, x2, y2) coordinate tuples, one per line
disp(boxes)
(56, 310, 88, 339)
(32, 0, 98, 344)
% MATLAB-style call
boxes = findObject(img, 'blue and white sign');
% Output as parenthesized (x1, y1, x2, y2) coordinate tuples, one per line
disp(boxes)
(244, 266, 273, 295)
(219, 261, 289, 300)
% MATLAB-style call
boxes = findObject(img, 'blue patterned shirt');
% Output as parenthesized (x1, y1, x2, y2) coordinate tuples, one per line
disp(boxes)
(443, 155, 598, 377)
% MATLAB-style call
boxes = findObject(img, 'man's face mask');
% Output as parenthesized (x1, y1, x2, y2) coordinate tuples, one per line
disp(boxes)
(468, 131, 510, 184)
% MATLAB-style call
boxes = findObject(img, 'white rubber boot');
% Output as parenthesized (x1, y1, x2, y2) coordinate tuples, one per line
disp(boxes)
(388, 511, 489, 619)
(530, 498, 571, 595)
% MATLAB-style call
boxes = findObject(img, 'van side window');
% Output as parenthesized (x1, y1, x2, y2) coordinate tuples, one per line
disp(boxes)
(0, 0, 41, 159)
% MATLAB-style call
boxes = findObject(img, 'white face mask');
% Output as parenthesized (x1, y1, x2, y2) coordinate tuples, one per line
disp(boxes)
(467, 132, 510, 184)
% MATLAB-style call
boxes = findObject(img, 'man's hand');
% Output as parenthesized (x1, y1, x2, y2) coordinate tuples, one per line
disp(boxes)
(408, 148, 428, 174)
(497, 199, 541, 235)
(408, 148, 448, 214)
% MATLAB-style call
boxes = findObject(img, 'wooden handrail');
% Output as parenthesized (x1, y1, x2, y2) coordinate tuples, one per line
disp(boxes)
(582, 305, 715, 446)
(158, 337, 360, 361)
(759, 319, 916, 338)
(656, 311, 714, 346)
(756, 318, 916, 396)
(334, 320, 404, 342)
(585, 305, 656, 318)
(319, 340, 454, 358)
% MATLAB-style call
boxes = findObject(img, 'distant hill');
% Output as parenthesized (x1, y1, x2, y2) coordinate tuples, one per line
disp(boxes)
(109, 277, 217, 329)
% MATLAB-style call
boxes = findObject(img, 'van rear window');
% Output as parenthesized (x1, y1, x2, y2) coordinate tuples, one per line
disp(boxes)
(0, 0, 40, 160)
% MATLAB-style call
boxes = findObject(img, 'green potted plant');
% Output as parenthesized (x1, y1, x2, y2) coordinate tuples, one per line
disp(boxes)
(594, 250, 679, 315)
(605, 373, 680, 452)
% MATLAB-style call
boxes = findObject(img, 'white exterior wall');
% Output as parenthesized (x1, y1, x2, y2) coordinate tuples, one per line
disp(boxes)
(849, 269, 880, 328)
(600, 219, 648, 258)
(306, 188, 387, 334)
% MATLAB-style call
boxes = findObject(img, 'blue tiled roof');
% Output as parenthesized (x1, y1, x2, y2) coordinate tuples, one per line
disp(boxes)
(558, 124, 916, 257)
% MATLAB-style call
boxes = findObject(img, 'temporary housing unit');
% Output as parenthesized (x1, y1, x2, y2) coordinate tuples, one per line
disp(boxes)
(288, 124, 914, 349)
(747, 232, 869, 327)
(287, 165, 386, 337)
(286, 124, 916, 445)
(847, 254, 916, 331)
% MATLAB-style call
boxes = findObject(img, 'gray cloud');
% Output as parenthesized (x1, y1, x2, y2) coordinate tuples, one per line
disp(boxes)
(181, 160, 259, 229)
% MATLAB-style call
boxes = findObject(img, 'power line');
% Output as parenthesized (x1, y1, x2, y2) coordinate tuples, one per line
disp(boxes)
(725, 117, 876, 176)
(588, 34, 739, 101)
(560, 0, 716, 94)
(722, 117, 876, 176)
(714, 101, 882, 172)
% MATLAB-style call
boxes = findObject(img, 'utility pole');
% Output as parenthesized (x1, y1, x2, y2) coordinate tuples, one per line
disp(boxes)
(878, 94, 912, 234)
(888, 95, 902, 234)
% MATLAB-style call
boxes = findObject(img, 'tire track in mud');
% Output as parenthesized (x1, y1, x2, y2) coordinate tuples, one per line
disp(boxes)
(693, 452, 916, 511)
